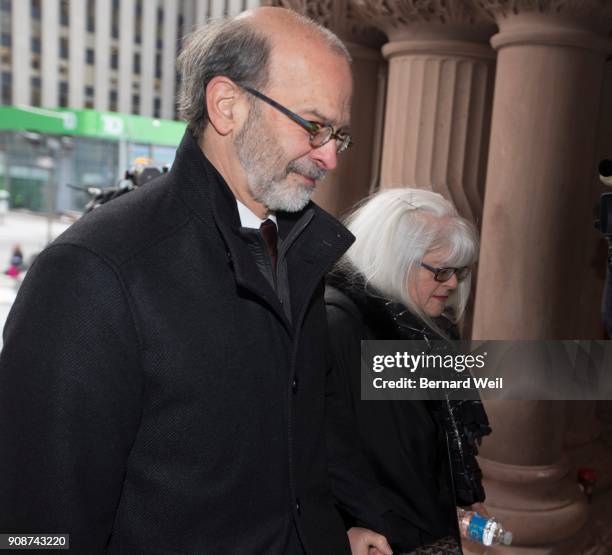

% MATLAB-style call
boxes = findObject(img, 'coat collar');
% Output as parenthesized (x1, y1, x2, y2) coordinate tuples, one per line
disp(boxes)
(326, 269, 457, 341)
(169, 130, 355, 331)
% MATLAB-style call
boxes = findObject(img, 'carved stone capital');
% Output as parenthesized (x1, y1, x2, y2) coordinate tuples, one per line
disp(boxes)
(269, 0, 386, 49)
(474, 0, 612, 38)
(350, 0, 496, 42)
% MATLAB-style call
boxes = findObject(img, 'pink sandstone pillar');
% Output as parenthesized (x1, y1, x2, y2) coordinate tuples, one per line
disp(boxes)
(471, 2, 612, 552)
(353, 0, 497, 225)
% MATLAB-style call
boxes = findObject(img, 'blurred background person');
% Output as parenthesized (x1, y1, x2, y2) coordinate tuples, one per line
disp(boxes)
(325, 188, 491, 553)
(4, 244, 23, 278)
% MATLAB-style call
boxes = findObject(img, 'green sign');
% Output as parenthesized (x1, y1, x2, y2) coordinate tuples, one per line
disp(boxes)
(0, 105, 186, 146)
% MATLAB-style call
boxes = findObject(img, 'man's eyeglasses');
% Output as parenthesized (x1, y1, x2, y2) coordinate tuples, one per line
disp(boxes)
(421, 263, 471, 283)
(243, 86, 352, 154)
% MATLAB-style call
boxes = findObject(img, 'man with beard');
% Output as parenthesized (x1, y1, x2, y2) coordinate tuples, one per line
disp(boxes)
(0, 7, 422, 555)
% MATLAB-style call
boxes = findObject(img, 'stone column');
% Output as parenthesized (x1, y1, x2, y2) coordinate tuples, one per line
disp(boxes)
(93, 0, 111, 112)
(118, 0, 135, 115)
(471, 2, 612, 552)
(269, 0, 388, 217)
(41, 0, 59, 108)
(352, 0, 497, 226)
(68, 0, 86, 109)
(160, 0, 178, 119)
(11, 0, 31, 105)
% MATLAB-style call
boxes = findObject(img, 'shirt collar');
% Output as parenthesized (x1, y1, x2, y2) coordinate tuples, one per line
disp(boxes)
(236, 198, 277, 229)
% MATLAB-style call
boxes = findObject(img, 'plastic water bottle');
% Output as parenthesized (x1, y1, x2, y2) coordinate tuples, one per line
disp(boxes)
(457, 508, 513, 546)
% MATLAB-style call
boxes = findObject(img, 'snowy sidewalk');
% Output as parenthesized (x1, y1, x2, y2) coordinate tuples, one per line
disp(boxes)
(0, 210, 73, 346)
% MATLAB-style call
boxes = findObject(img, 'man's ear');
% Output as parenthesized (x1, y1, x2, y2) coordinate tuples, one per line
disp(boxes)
(205, 76, 244, 136)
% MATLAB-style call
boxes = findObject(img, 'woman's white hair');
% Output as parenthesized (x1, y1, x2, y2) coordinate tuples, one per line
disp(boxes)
(338, 187, 479, 327)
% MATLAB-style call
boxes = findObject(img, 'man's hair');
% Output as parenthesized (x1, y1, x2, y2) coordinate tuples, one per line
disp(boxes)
(337, 187, 479, 327)
(177, 12, 352, 140)
(177, 18, 270, 140)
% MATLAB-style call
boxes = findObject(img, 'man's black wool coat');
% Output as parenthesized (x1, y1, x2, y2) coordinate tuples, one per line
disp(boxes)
(0, 132, 391, 553)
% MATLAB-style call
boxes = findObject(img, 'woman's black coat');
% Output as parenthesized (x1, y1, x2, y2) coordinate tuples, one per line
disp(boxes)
(325, 271, 490, 552)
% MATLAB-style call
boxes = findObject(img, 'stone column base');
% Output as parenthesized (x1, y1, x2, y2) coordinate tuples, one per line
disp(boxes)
(476, 456, 588, 549)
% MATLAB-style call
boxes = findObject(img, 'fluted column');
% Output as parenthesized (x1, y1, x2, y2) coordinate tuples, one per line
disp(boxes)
(471, 2, 612, 553)
(269, 0, 388, 217)
(472, 1, 612, 340)
(352, 1, 497, 226)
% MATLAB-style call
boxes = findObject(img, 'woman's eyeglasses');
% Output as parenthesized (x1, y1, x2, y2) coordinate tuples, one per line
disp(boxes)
(243, 86, 352, 154)
(421, 263, 471, 283)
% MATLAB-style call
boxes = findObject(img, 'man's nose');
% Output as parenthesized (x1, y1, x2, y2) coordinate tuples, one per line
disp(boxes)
(310, 140, 338, 171)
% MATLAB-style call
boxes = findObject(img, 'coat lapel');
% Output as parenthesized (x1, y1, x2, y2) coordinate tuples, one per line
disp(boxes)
(169, 130, 354, 333)
(283, 207, 354, 329)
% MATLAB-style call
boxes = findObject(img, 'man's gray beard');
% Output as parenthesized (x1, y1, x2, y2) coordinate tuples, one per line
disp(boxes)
(235, 107, 326, 213)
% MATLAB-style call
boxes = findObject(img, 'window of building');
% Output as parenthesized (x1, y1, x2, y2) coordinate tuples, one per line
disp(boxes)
(156, 38, 163, 50)
(0, 0, 11, 13)
(154, 97, 161, 118)
(86, 0, 95, 33)
(132, 93, 140, 113)
(1, 70, 11, 105)
(31, 76, 41, 106)
(109, 89, 118, 112)
(157, 7, 164, 24)
(152, 145, 177, 167)
(86, 48, 94, 65)
(0, 33, 10, 47)
(85, 85, 94, 97)
(129, 143, 152, 162)
(60, 0, 69, 26)
(111, 51, 118, 70)
(31, 37, 41, 54)
(1, 81, 11, 104)
(133, 52, 140, 74)
(111, 0, 119, 39)
(58, 80, 68, 107)
(135, 0, 143, 44)
(31, 0, 41, 20)
(155, 53, 161, 79)
(59, 37, 68, 59)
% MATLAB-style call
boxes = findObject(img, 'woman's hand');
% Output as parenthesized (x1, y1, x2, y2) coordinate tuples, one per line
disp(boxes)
(347, 527, 393, 555)
(469, 502, 490, 518)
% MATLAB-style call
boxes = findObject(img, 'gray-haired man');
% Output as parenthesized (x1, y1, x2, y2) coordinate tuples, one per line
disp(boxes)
(0, 8, 422, 554)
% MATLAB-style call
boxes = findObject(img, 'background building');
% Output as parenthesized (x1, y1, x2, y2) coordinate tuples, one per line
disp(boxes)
(0, 0, 259, 214)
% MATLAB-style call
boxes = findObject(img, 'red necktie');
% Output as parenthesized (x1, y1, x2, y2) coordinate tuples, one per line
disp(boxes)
(260, 219, 278, 269)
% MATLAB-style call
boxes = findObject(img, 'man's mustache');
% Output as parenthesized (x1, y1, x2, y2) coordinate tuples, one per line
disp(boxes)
(286, 160, 327, 182)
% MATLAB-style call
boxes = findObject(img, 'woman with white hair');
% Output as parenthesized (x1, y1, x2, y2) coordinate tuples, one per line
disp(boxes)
(326, 188, 491, 553)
